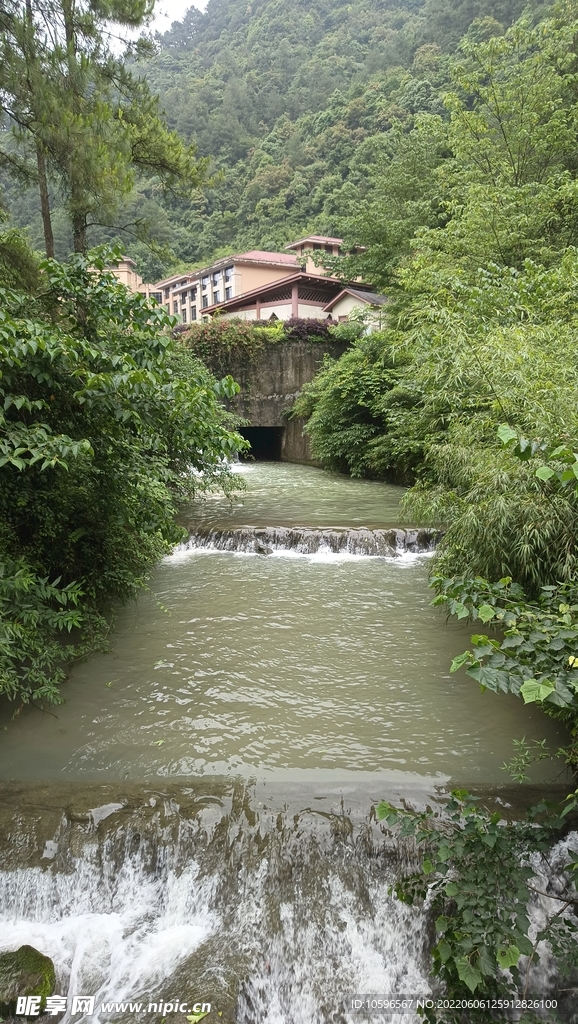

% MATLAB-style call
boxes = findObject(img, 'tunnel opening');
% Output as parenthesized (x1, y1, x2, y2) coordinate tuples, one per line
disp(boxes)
(240, 426, 284, 461)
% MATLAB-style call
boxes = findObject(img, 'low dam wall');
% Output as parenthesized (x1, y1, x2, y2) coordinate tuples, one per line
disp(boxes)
(220, 338, 349, 462)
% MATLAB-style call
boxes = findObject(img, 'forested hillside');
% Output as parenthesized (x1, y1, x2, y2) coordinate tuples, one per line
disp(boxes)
(0, 0, 546, 278)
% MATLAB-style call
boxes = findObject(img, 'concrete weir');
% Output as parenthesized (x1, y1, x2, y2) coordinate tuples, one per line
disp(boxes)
(222, 338, 349, 462)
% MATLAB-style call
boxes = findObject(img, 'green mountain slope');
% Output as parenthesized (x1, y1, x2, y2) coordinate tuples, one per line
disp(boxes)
(0, 0, 546, 277)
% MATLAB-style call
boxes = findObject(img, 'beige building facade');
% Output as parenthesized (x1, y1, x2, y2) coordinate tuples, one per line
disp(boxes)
(151, 236, 346, 325)
(108, 257, 163, 302)
(322, 287, 387, 325)
(284, 234, 342, 274)
(155, 250, 300, 325)
(203, 271, 348, 321)
(111, 237, 383, 326)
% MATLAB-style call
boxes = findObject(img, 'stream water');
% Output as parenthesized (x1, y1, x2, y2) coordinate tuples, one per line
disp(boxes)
(0, 463, 573, 1023)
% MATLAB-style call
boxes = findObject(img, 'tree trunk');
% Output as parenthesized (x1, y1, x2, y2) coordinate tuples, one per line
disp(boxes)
(36, 143, 54, 258)
(72, 213, 86, 253)
(62, 0, 87, 253)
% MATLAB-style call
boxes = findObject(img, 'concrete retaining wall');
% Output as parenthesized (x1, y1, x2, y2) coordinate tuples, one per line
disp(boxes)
(221, 339, 348, 463)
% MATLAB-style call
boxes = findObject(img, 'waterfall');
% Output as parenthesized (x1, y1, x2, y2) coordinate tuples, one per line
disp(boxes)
(1, 782, 575, 1023)
(0, 781, 432, 1024)
(173, 526, 441, 559)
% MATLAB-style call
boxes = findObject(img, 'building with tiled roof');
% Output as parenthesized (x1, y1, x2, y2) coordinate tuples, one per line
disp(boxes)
(155, 249, 302, 324)
(109, 237, 379, 326)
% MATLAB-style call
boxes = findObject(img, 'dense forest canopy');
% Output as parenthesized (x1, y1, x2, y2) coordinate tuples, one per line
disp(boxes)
(0, 0, 548, 277)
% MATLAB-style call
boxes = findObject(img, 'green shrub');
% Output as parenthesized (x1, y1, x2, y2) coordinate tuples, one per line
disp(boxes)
(0, 246, 244, 703)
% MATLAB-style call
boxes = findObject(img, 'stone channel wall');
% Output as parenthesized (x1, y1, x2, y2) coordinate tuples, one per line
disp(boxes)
(222, 339, 349, 463)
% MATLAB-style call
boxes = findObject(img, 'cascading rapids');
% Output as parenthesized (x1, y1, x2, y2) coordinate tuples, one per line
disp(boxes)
(0, 782, 432, 1024)
(175, 526, 441, 558)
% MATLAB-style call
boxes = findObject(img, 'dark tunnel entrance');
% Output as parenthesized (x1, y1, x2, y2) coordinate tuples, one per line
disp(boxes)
(240, 426, 284, 460)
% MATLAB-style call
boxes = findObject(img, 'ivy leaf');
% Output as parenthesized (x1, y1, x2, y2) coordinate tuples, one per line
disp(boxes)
(496, 945, 520, 969)
(497, 424, 518, 446)
(519, 679, 554, 703)
(477, 604, 496, 623)
(477, 947, 496, 977)
(456, 956, 483, 992)
(436, 939, 453, 963)
(450, 652, 471, 673)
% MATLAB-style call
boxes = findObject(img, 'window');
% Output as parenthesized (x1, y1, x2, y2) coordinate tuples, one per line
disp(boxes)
(224, 266, 233, 282)
(213, 291, 220, 304)
(152, 292, 162, 303)
(182, 309, 187, 322)
(191, 306, 197, 320)
(202, 295, 208, 308)
(201, 275, 209, 289)
(164, 288, 170, 300)
(325, 244, 333, 253)
(212, 273, 219, 286)
(189, 286, 197, 300)
(225, 287, 232, 300)
(173, 302, 178, 314)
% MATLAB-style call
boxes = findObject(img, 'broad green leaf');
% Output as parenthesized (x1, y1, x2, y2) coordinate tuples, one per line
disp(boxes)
(436, 939, 452, 964)
(376, 800, 397, 822)
(450, 652, 471, 673)
(477, 604, 496, 623)
(452, 602, 469, 619)
(445, 881, 459, 897)
(466, 663, 510, 693)
(497, 424, 518, 446)
(496, 945, 520, 969)
(519, 679, 554, 703)
(535, 465, 555, 481)
(456, 956, 483, 993)
(477, 947, 496, 977)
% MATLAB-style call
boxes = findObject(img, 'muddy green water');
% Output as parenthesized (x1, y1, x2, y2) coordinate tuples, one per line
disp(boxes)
(0, 463, 566, 784)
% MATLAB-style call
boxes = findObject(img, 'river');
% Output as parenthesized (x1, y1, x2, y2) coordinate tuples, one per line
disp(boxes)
(0, 463, 571, 1023)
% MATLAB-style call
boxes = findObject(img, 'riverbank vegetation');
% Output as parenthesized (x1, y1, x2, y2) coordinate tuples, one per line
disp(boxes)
(178, 315, 356, 375)
(1, 0, 577, 1014)
(291, 5, 578, 1014)
(0, 244, 243, 704)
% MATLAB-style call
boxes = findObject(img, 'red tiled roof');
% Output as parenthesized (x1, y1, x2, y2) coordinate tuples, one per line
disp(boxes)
(285, 236, 342, 249)
(236, 250, 298, 264)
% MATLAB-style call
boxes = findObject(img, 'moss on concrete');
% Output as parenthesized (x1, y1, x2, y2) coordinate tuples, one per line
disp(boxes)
(0, 945, 56, 1016)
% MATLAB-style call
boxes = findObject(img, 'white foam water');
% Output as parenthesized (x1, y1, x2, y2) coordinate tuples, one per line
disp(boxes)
(0, 789, 575, 1023)
(0, 789, 432, 1024)
(169, 526, 440, 562)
